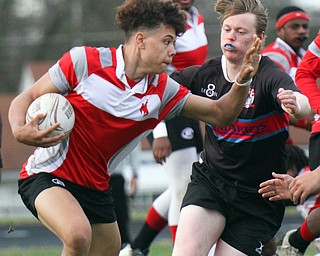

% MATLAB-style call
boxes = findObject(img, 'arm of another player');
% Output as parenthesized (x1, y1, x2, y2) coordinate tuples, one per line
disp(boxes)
(180, 35, 261, 126)
(152, 122, 172, 164)
(295, 32, 320, 115)
(8, 73, 65, 147)
(289, 167, 320, 205)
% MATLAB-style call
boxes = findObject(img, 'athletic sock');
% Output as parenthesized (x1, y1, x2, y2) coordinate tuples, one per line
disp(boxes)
(289, 223, 315, 253)
(132, 206, 167, 250)
(145, 206, 168, 230)
(169, 225, 177, 243)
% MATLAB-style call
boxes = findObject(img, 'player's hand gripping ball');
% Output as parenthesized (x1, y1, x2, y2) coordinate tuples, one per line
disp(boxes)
(26, 93, 75, 137)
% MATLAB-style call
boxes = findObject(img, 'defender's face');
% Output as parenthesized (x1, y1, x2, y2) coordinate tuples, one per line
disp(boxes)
(220, 13, 257, 64)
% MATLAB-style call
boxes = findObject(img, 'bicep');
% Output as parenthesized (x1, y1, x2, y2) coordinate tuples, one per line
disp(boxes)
(24, 73, 62, 100)
(9, 73, 62, 122)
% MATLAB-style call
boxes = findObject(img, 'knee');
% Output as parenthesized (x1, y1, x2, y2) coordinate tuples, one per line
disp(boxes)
(62, 227, 92, 255)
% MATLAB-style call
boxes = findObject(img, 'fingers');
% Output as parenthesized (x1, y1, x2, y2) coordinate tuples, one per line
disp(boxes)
(153, 151, 168, 164)
(38, 135, 66, 147)
(291, 190, 302, 205)
(258, 185, 275, 197)
(271, 172, 291, 181)
(259, 180, 276, 188)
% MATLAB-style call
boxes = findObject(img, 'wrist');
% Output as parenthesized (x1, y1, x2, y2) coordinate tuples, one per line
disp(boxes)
(235, 73, 253, 87)
(153, 121, 168, 139)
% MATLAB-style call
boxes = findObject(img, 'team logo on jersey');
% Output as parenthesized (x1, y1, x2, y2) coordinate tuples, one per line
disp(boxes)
(140, 99, 149, 116)
(181, 127, 194, 140)
(255, 241, 264, 255)
(244, 87, 255, 109)
(51, 178, 65, 187)
(204, 83, 218, 98)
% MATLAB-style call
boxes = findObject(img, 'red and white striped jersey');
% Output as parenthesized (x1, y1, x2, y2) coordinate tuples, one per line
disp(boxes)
(296, 31, 320, 134)
(262, 37, 306, 79)
(21, 45, 190, 190)
(167, 6, 208, 74)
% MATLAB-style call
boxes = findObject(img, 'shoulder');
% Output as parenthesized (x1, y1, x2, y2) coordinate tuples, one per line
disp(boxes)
(262, 40, 291, 63)
(69, 46, 113, 63)
(259, 56, 286, 73)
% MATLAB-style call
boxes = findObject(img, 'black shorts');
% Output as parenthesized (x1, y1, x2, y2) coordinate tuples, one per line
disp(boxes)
(309, 132, 320, 170)
(181, 162, 285, 256)
(18, 173, 117, 224)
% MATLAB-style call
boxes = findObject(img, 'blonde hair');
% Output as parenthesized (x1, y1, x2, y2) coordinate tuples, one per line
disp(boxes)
(214, 0, 268, 35)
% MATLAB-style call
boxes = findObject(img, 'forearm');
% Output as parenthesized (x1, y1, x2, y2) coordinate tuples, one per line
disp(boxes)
(181, 82, 249, 126)
(213, 82, 250, 125)
(8, 94, 32, 137)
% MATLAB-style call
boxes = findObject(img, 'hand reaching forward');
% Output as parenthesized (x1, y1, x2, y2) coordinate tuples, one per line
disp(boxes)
(258, 172, 293, 201)
(236, 34, 262, 84)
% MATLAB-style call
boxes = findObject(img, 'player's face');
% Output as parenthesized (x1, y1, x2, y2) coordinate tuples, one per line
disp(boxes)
(141, 24, 177, 74)
(278, 19, 309, 51)
(220, 13, 257, 65)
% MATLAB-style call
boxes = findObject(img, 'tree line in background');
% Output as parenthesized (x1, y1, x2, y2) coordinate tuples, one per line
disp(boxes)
(0, 0, 319, 93)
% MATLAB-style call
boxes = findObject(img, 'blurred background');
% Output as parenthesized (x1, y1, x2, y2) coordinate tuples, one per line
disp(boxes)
(0, 0, 318, 178)
(0, 2, 317, 252)
(0, 0, 319, 93)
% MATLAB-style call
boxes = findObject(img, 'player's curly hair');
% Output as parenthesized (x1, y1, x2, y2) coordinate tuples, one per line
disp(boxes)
(116, 0, 186, 41)
(214, 0, 268, 36)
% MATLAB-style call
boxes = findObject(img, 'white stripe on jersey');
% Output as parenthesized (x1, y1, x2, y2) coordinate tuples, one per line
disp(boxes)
(174, 22, 207, 52)
(25, 137, 70, 175)
(309, 40, 320, 57)
(74, 73, 161, 121)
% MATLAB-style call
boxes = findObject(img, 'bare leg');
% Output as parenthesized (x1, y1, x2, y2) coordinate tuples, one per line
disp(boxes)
(89, 222, 121, 256)
(35, 187, 92, 256)
(173, 205, 225, 256)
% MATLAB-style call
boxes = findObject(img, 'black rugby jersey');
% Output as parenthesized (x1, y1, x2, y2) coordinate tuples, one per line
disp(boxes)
(171, 56, 300, 190)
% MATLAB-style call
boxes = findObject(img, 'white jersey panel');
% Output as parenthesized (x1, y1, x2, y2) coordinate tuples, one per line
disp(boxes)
(74, 74, 161, 121)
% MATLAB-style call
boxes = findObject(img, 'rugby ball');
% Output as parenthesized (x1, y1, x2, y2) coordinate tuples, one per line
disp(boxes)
(26, 93, 75, 137)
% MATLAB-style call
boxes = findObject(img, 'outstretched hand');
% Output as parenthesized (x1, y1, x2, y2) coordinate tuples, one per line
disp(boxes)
(258, 172, 294, 201)
(237, 34, 262, 84)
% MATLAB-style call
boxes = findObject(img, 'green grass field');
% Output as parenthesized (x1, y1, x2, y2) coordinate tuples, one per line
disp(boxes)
(1, 207, 318, 256)
(0, 241, 173, 256)
(1, 234, 318, 256)
(0, 243, 318, 256)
